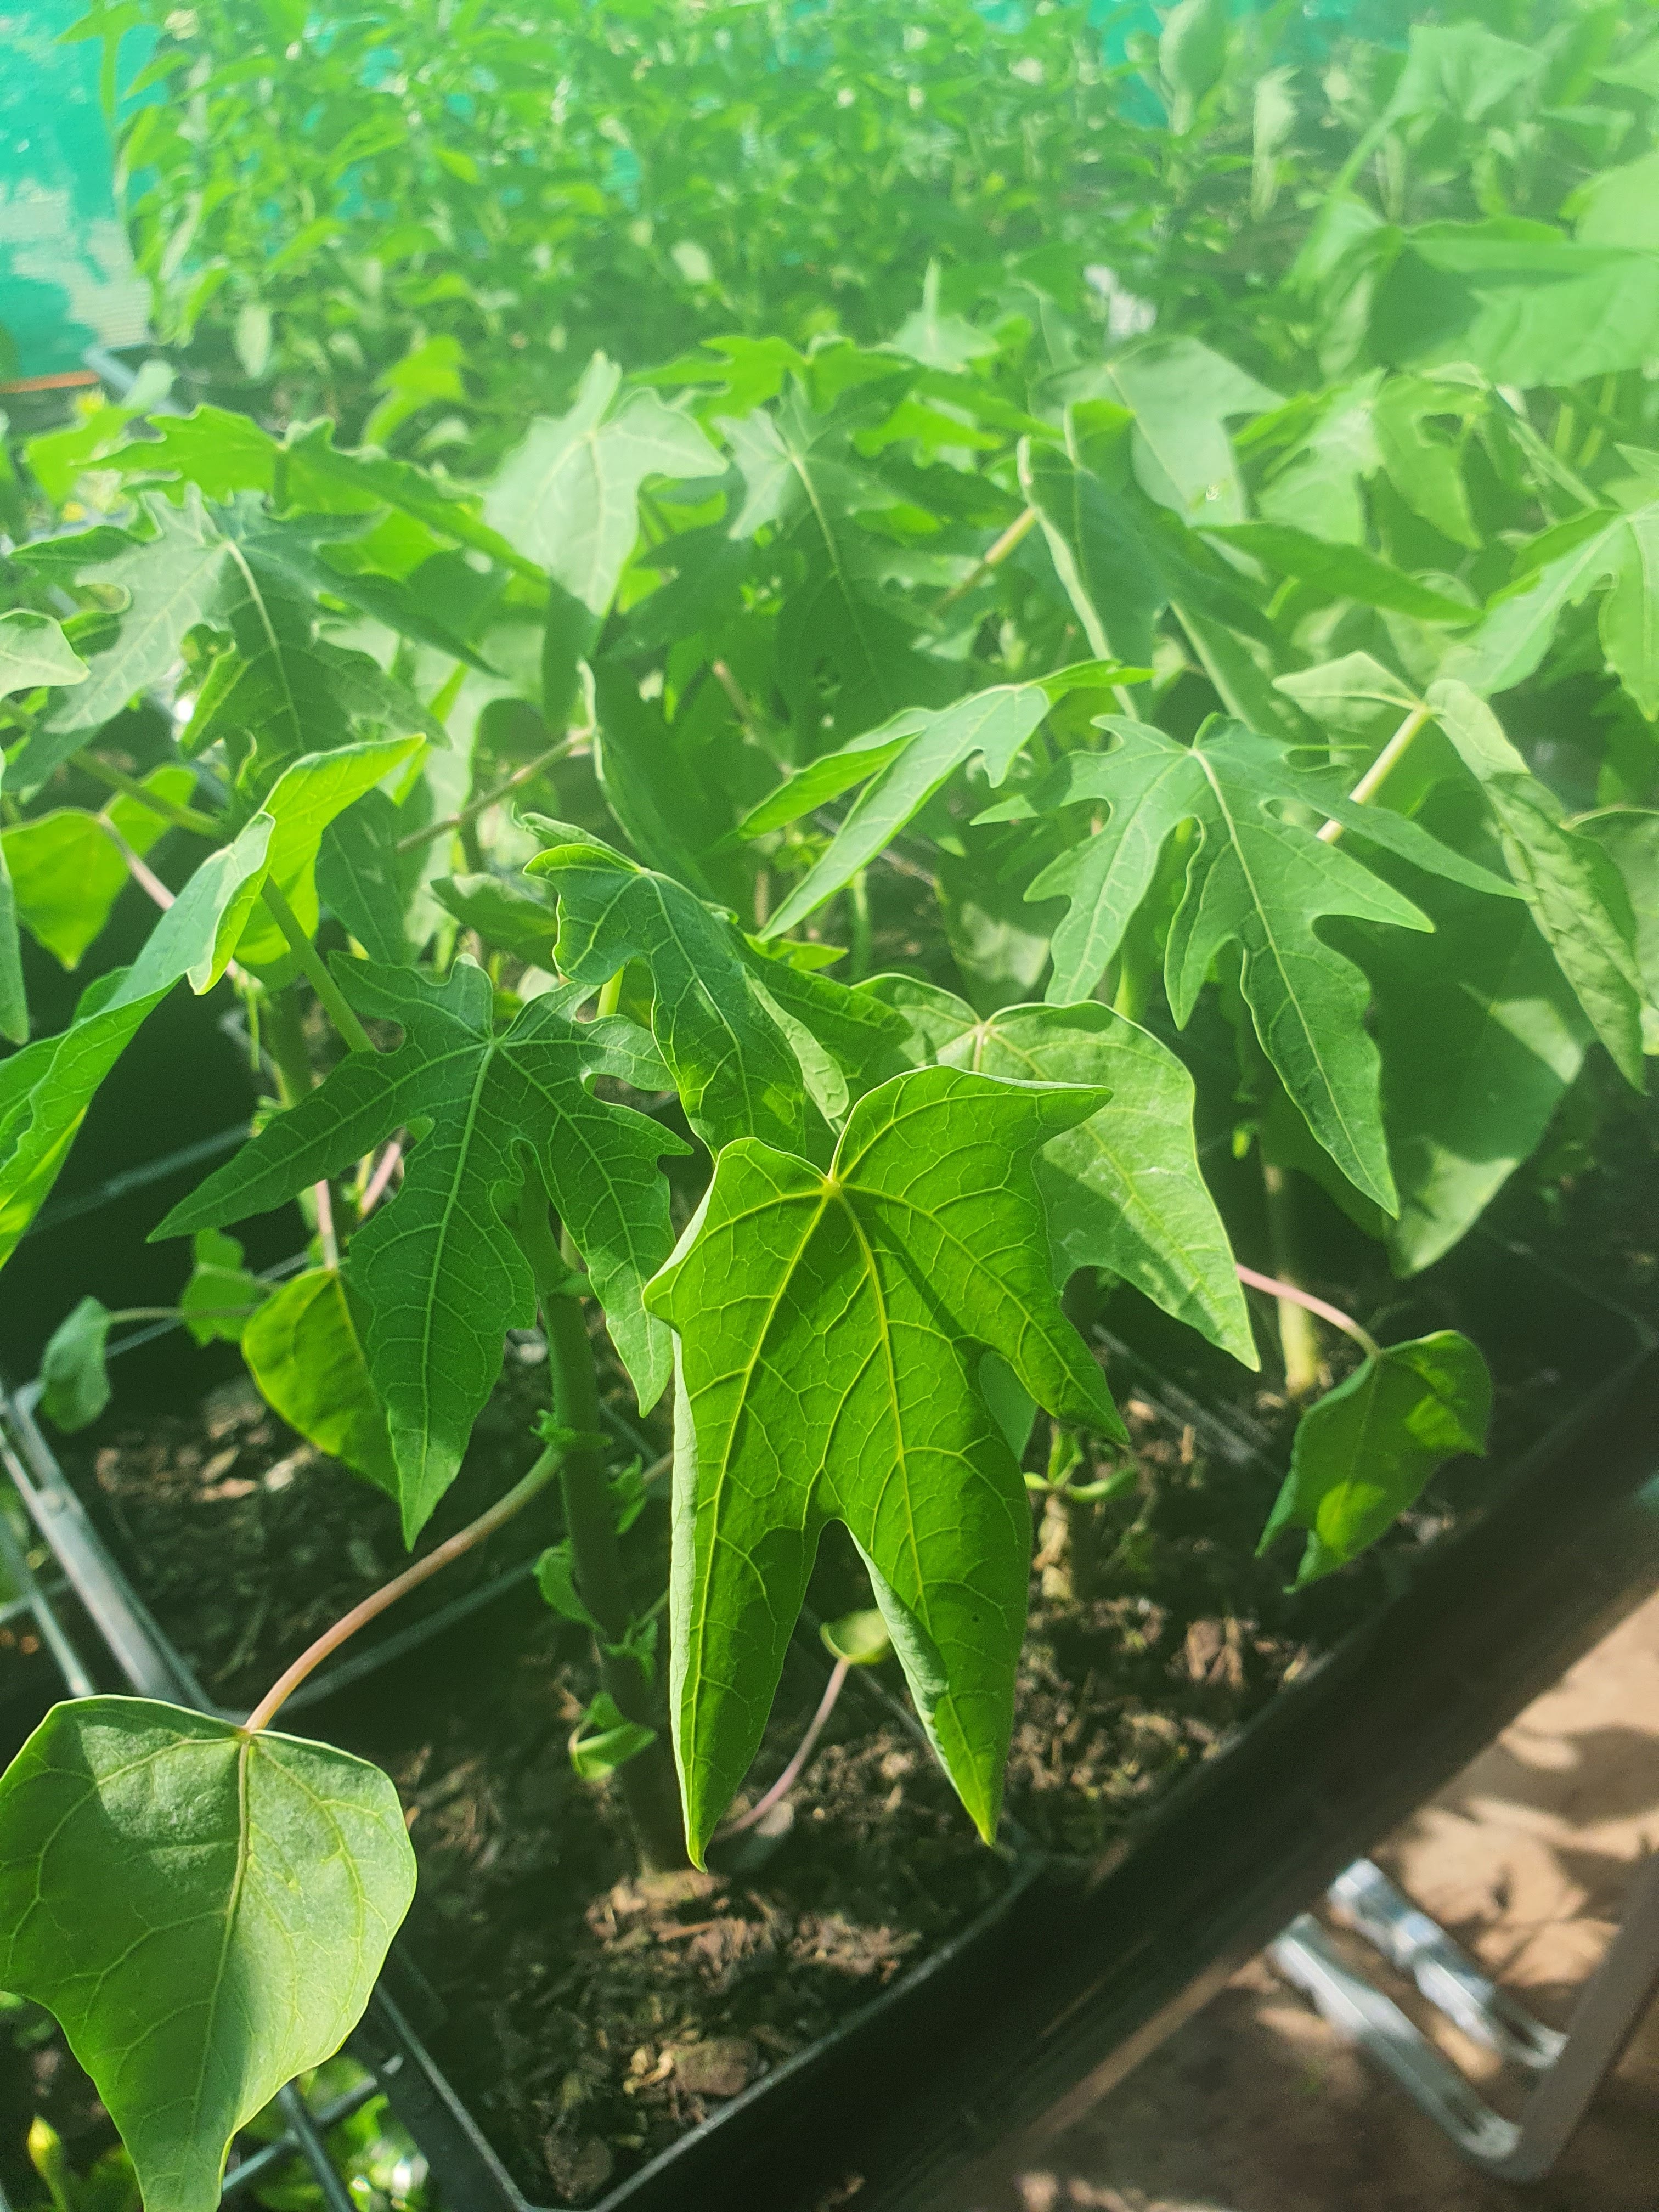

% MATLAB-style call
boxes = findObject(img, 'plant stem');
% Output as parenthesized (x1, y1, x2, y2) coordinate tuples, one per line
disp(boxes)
(105, 1305, 256, 1325)
(1237, 1257, 1380, 1362)
(394, 737, 583, 855)
(595, 969, 625, 1018)
(258, 880, 376, 1054)
(514, 1190, 688, 1870)
(73, 753, 222, 839)
(848, 868, 872, 982)
(935, 504, 1037, 611)
(243, 1450, 559, 1734)
(1259, 1162, 1325, 1395)
(1317, 702, 1431, 845)
(718, 1660, 848, 1839)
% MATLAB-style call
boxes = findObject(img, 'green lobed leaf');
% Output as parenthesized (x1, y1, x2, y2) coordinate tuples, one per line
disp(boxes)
(39, 1296, 114, 1431)
(431, 873, 560, 966)
(315, 792, 411, 967)
(1208, 523, 1475, 622)
(13, 493, 365, 789)
(1076, 336, 1280, 525)
(156, 963, 686, 1540)
(1010, 718, 1518, 1211)
(1445, 498, 1659, 717)
(646, 1065, 1124, 1861)
(754, 677, 1101, 941)
(1259, 1331, 1492, 1585)
(1575, 808, 1659, 1053)
(862, 979, 1255, 1364)
(1428, 680, 1646, 1087)
(0, 1698, 415, 2212)
(1370, 223, 1659, 389)
(483, 353, 720, 618)
(527, 824, 808, 1152)
(240, 1267, 396, 1494)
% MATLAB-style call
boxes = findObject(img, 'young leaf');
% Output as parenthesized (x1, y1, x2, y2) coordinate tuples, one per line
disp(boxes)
(1428, 680, 1646, 1087)
(0, 1698, 415, 2212)
(863, 980, 1255, 1364)
(39, 1296, 114, 1432)
(527, 825, 808, 1152)
(241, 1267, 395, 1494)
(180, 1228, 264, 1345)
(157, 964, 686, 1539)
(0, 610, 87, 701)
(1011, 719, 1517, 1211)
(752, 673, 1120, 941)
(1207, 523, 1475, 622)
(1259, 1332, 1492, 1585)
(646, 1065, 1124, 1861)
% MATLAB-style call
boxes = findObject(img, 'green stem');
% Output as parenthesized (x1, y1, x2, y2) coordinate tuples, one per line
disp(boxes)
(259, 881, 375, 1054)
(512, 1189, 688, 1871)
(104, 1304, 257, 1326)
(72, 753, 222, 839)
(848, 869, 872, 983)
(1317, 702, 1432, 846)
(595, 969, 625, 1018)
(1261, 1161, 1323, 1397)
(394, 737, 579, 856)
(243, 1449, 559, 1733)
(262, 987, 315, 1107)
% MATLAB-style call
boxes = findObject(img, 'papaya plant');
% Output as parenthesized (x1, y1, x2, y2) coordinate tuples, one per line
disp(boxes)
(2, 4, 1659, 2200)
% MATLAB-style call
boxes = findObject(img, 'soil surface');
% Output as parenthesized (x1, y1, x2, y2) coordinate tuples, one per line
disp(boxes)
(962, 1583, 1659, 2212)
(53, 1324, 651, 1711)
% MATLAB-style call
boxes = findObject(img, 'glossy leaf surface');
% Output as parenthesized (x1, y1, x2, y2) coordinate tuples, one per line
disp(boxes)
(646, 1065, 1122, 1861)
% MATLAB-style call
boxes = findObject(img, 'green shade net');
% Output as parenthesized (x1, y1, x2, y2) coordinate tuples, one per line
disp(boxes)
(0, 3, 153, 379)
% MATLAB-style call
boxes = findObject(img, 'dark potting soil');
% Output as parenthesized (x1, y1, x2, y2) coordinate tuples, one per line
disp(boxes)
(354, 1372, 1474, 2208)
(53, 1324, 659, 1712)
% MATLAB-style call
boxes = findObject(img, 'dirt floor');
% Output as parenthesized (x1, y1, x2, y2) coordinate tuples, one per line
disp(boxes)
(964, 1584, 1659, 2212)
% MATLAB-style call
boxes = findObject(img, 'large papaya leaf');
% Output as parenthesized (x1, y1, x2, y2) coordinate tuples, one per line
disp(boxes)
(1428, 680, 1646, 1087)
(861, 979, 1254, 1364)
(646, 1066, 1124, 1861)
(0, 1698, 414, 2212)
(527, 824, 808, 1152)
(1004, 719, 1519, 1212)
(157, 963, 686, 1540)
(13, 490, 439, 791)
(1259, 1331, 1491, 1585)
